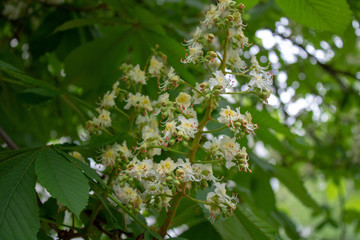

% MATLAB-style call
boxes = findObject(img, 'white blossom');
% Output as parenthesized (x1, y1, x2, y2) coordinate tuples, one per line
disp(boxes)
(128, 64, 146, 84)
(148, 56, 163, 77)
(209, 70, 230, 90)
(176, 116, 198, 138)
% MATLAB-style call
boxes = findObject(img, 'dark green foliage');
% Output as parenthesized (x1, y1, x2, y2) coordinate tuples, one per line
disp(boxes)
(0, 0, 359, 239)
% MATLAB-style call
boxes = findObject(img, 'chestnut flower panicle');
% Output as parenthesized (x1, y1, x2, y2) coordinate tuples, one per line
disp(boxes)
(82, 0, 273, 226)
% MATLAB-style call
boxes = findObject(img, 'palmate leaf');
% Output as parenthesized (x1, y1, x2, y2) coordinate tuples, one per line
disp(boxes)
(0, 149, 40, 240)
(275, 0, 352, 35)
(63, 27, 132, 89)
(251, 154, 321, 213)
(214, 207, 278, 240)
(35, 147, 90, 217)
(54, 147, 105, 185)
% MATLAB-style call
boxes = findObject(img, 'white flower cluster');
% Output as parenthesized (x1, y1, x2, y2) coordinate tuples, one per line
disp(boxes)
(181, 0, 273, 99)
(86, 81, 120, 132)
(82, 0, 273, 224)
(112, 157, 220, 211)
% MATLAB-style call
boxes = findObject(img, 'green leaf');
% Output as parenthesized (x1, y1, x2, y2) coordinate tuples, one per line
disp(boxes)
(275, 0, 352, 35)
(180, 221, 221, 240)
(273, 166, 321, 213)
(0, 60, 60, 94)
(251, 155, 321, 213)
(64, 28, 131, 89)
(35, 147, 90, 217)
(214, 207, 278, 240)
(52, 18, 126, 33)
(37, 229, 53, 240)
(271, 211, 300, 240)
(235, 0, 260, 9)
(54, 147, 105, 185)
(17, 88, 57, 105)
(0, 149, 40, 240)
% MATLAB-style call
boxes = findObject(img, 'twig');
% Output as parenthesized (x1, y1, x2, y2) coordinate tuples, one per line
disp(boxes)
(0, 126, 18, 149)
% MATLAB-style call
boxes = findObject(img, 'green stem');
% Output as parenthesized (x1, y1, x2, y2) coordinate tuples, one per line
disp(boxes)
(114, 106, 130, 119)
(84, 203, 102, 234)
(183, 194, 212, 205)
(220, 30, 230, 74)
(231, 70, 250, 76)
(0, 76, 28, 86)
(107, 194, 161, 239)
(187, 96, 213, 163)
(201, 125, 227, 133)
(40, 217, 82, 231)
(208, 45, 223, 62)
(193, 159, 224, 164)
(181, 80, 206, 97)
(101, 128, 113, 136)
(84, 167, 118, 234)
(204, 62, 215, 76)
(149, 145, 188, 156)
(210, 117, 220, 123)
(158, 191, 184, 238)
(224, 90, 252, 95)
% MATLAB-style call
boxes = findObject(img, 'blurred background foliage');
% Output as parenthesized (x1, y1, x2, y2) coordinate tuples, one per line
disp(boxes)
(0, 0, 360, 239)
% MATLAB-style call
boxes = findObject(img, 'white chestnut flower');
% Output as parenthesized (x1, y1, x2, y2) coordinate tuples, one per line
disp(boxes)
(113, 183, 142, 208)
(148, 56, 163, 77)
(176, 116, 198, 138)
(209, 70, 230, 90)
(157, 157, 177, 175)
(97, 109, 112, 128)
(128, 64, 146, 84)
(100, 144, 119, 167)
(100, 90, 117, 108)
(220, 136, 240, 164)
(217, 106, 240, 127)
(176, 92, 192, 109)
(182, 43, 203, 63)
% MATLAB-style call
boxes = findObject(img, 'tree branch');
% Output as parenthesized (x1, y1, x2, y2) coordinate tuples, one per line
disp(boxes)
(0, 126, 18, 149)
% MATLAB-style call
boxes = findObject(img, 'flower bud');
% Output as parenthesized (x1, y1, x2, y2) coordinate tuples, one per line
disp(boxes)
(213, 89, 221, 96)
(169, 139, 176, 145)
(183, 134, 190, 141)
(149, 185, 157, 191)
(177, 131, 184, 141)
(207, 34, 215, 43)
(142, 210, 151, 217)
(200, 82, 208, 89)
(176, 168, 185, 178)
(201, 179, 208, 189)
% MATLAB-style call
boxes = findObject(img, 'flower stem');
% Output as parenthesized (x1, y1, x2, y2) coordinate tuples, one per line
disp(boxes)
(220, 30, 230, 74)
(101, 128, 113, 136)
(149, 145, 188, 156)
(231, 70, 250, 76)
(181, 80, 206, 97)
(183, 194, 212, 205)
(114, 106, 130, 119)
(204, 62, 215, 76)
(158, 190, 185, 238)
(223, 90, 254, 95)
(201, 125, 227, 133)
(107, 193, 162, 239)
(193, 159, 224, 164)
(40, 217, 82, 231)
(188, 96, 213, 163)
(84, 167, 118, 234)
